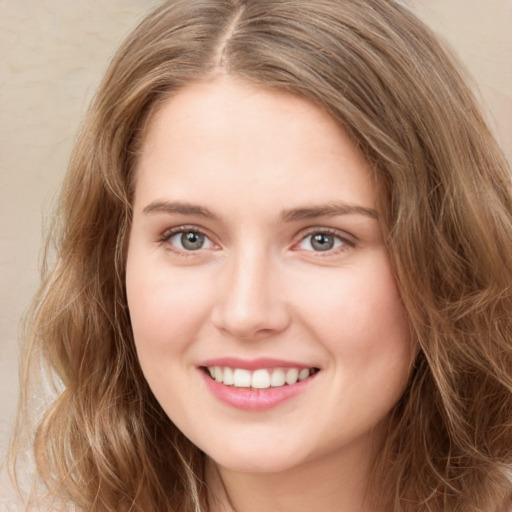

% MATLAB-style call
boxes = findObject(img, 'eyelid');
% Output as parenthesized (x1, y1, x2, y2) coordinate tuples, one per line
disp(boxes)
(157, 224, 356, 255)
(291, 226, 357, 252)
(158, 224, 219, 252)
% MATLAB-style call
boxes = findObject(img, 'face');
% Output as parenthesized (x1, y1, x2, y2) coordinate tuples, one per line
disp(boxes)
(126, 76, 412, 474)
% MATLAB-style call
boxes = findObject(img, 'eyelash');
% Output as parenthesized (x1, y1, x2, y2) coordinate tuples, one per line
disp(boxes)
(158, 225, 216, 257)
(293, 227, 355, 255)
(157, 226, 356, 256)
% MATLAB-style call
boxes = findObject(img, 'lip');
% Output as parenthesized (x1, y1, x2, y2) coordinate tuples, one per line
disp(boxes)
(199, 357, 313, 370)
(199, 360, 318, 411)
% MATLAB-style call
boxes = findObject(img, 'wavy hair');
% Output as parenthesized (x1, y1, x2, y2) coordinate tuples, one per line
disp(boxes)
(10, 0, 512, 510)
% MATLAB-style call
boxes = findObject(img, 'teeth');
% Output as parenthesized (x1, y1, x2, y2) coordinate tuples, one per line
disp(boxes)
(206, 366, 314, 389)
(298, 368, 310, 381)
(270, 368, 285, 387)
(251, 369, 271, 389)
(233, 369, 251, 387)
(223, 366, 234, 385)
(285, 368, 299, 385)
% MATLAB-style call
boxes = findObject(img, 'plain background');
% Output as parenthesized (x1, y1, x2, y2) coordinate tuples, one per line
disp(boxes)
(1, 0, 511, 503)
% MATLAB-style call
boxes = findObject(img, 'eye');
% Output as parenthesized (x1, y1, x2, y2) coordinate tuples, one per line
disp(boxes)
(167, 230, 214, 251)
(297, 231, 347, 252)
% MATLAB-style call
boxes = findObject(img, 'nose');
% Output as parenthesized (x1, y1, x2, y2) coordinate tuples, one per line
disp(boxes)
(211, 247, 291, 340)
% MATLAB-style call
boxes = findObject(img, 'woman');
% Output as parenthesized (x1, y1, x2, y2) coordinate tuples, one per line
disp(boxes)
(9, 0, 512, 510)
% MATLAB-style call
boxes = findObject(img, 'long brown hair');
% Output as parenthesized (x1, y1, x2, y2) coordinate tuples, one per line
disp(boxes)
(10, 0, 512, 510)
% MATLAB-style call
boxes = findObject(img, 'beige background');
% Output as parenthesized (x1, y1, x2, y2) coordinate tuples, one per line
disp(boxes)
(1, 0, 511, 504)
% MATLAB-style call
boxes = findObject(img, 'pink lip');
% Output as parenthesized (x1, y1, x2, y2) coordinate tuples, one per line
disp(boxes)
(199, 368, 318, 411)
(199, 357, 312, 370)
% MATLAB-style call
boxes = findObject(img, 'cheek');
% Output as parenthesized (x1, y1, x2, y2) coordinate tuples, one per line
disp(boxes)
(125, 250, 213, 357)
(290, 253, 411, 367)
(125, 252, 214, 417)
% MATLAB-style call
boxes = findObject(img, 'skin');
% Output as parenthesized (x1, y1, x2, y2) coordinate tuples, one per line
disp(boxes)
(126, 76, 412, 512)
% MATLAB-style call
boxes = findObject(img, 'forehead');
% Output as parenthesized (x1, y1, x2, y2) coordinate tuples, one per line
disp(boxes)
(134, 76, 376, 215)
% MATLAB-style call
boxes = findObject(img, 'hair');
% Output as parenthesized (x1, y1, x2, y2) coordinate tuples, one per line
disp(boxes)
(9, 0, 512, 511)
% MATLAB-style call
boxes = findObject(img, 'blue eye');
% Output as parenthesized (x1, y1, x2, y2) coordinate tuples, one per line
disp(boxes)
(168, 230, 213, 251)
(298, 232, 345, 252)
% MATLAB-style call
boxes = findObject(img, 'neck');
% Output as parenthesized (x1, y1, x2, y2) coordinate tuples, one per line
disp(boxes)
(205, 434, 386, 512)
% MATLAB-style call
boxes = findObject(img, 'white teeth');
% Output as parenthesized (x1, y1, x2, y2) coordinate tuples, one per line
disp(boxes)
(285, 368, 299, 385)
(206, 366, 314, 389)
(270, 368, 285, 387)
(298, 368, 310, 381)
(233, 368, 251, 387)
(223, 366, 234, 385)
(251, 369, 271, 389)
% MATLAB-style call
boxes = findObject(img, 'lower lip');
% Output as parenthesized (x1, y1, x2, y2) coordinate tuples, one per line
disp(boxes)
(201, 370, 316, 411)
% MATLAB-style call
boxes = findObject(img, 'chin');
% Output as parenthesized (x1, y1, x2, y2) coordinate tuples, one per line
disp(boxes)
(197, 435, 309, 474)
(211, 452, 303, 474)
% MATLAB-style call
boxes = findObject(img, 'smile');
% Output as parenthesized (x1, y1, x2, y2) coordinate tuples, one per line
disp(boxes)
(199, 358, 321, 410)
(205, 366, 319, 389)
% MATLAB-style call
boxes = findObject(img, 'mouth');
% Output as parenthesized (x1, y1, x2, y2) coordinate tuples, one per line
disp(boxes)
(201, 365, 320, 390)
(199, 360, 320, 410)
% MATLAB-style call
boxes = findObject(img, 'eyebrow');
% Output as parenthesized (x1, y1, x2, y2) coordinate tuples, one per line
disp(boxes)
(142, 200, 219, 220)
(141, 200, 378, 222)
(281, 202, 378, 222)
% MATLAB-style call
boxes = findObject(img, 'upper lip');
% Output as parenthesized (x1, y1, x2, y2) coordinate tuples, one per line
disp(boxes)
(199, 357, 317, 370)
